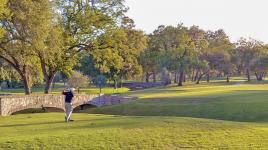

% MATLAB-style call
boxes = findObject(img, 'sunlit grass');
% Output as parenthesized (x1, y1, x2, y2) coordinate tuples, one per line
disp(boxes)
(0, 113, 268, 149)
(1, 80, 268, 149)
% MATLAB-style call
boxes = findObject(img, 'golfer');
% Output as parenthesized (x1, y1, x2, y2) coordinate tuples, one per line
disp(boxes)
(62, 88, 75, 122)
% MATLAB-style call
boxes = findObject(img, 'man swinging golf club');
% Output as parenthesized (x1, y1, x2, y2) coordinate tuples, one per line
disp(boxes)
(62, 88, 75, 122)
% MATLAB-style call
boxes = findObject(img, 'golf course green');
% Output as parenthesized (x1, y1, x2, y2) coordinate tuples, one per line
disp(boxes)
(0, 80, 268, 149)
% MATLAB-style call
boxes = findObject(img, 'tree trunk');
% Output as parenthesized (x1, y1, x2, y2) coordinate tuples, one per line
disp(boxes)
(191, 69, 195, 82)
(153, 71, 156, 83)
(145, 72, 150, 83)
(246, 68, 251, 81)
(206, 73, 210, 83)
(255, 73, 259, 81)
(237, 66, 242, 76)
(178, 71, 184, 86)
(196, 71, 208, 84)
(6, 80, 11, 88)
(194, 70, 199, 82)
(256, 72, 265, 81)
(259, 75, 263, 81)
(44, 74, 56, 94)
(183, 74, 186, 82)
(174, 72, 177, 83)
(22, 75, 31, 95)
(39, 53, 57, 94)
(0, 55, 33, 95)
(119, 76, 123, 88)
(226, 75, 230, 82)
(114, 79, 118, 89)
(196, 74, 203, 84)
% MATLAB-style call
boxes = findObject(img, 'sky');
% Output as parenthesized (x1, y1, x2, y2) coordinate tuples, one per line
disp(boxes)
(125, 0, 268, 42)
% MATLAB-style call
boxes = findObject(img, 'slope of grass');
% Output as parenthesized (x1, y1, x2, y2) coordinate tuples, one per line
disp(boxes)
(0, 113, 267, 149)
(1, 80, 268, 149)
(86, 81, 268, 122)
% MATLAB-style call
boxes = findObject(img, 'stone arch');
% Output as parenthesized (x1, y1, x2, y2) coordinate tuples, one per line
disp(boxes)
(0, 94, 100, 116)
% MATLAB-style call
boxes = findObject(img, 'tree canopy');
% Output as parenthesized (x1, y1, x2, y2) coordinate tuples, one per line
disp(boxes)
(1, 0, 268, 94)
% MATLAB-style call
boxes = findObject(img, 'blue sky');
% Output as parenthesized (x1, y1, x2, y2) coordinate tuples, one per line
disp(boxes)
(125, 0, 268, 42)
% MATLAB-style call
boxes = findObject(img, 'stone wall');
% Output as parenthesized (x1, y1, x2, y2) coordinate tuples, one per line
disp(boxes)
(0, 94, 137, 116)
(0, 94, 99, 116)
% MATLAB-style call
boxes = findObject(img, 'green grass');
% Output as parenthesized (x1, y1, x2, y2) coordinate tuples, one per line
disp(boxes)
(1, 79, 268, 149)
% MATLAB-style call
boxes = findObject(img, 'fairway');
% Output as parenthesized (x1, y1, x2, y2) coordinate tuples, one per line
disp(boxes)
(1, 81, 268, 149)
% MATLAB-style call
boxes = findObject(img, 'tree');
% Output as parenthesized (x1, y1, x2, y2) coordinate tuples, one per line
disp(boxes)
(235, 38, 262, 81)
(55, 0, 129, 90)
(140, 35, 161, 83)
(188, 26, 209, 84)
(115, 28, 147, 87)
(158, 25, 205, 86)
(205, 30, 234, 82)
(57, 0, 127, 53)
(90, 27, 147, 89)
(91, 29, 124, 89)
(144, 25, 188, 86)
(0, 0, 49, 94)
(195, 60, 209, 84)
(251, 45, 268, 81)
(38, 24, 77, 94)
(30, 0, 129, 94)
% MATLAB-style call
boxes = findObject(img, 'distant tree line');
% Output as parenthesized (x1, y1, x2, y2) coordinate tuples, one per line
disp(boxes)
(1, 0, 268, 95)
(140, 25, 268, 86)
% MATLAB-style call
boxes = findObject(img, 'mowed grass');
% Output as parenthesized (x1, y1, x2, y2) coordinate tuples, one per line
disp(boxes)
(1, 79, 268, 149)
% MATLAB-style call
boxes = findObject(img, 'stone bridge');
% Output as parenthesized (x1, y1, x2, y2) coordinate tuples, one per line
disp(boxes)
(0, 94, 137, 116)
(0, 94, 100, 116)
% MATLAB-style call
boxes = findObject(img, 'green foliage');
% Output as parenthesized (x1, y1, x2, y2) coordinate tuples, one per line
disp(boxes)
(75, 54, 100, 77)
(0, 61, 16, 81)
(206, 30, 235, 72)
(0, 0, 10, 38)
(0, 0, 132, 94)
(142, 25, 209, 85)
(57, 0, 127, 51)
(79, 27, 147, 83)
(0, 0, 52, 94)
(235, 38, 262, 68)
